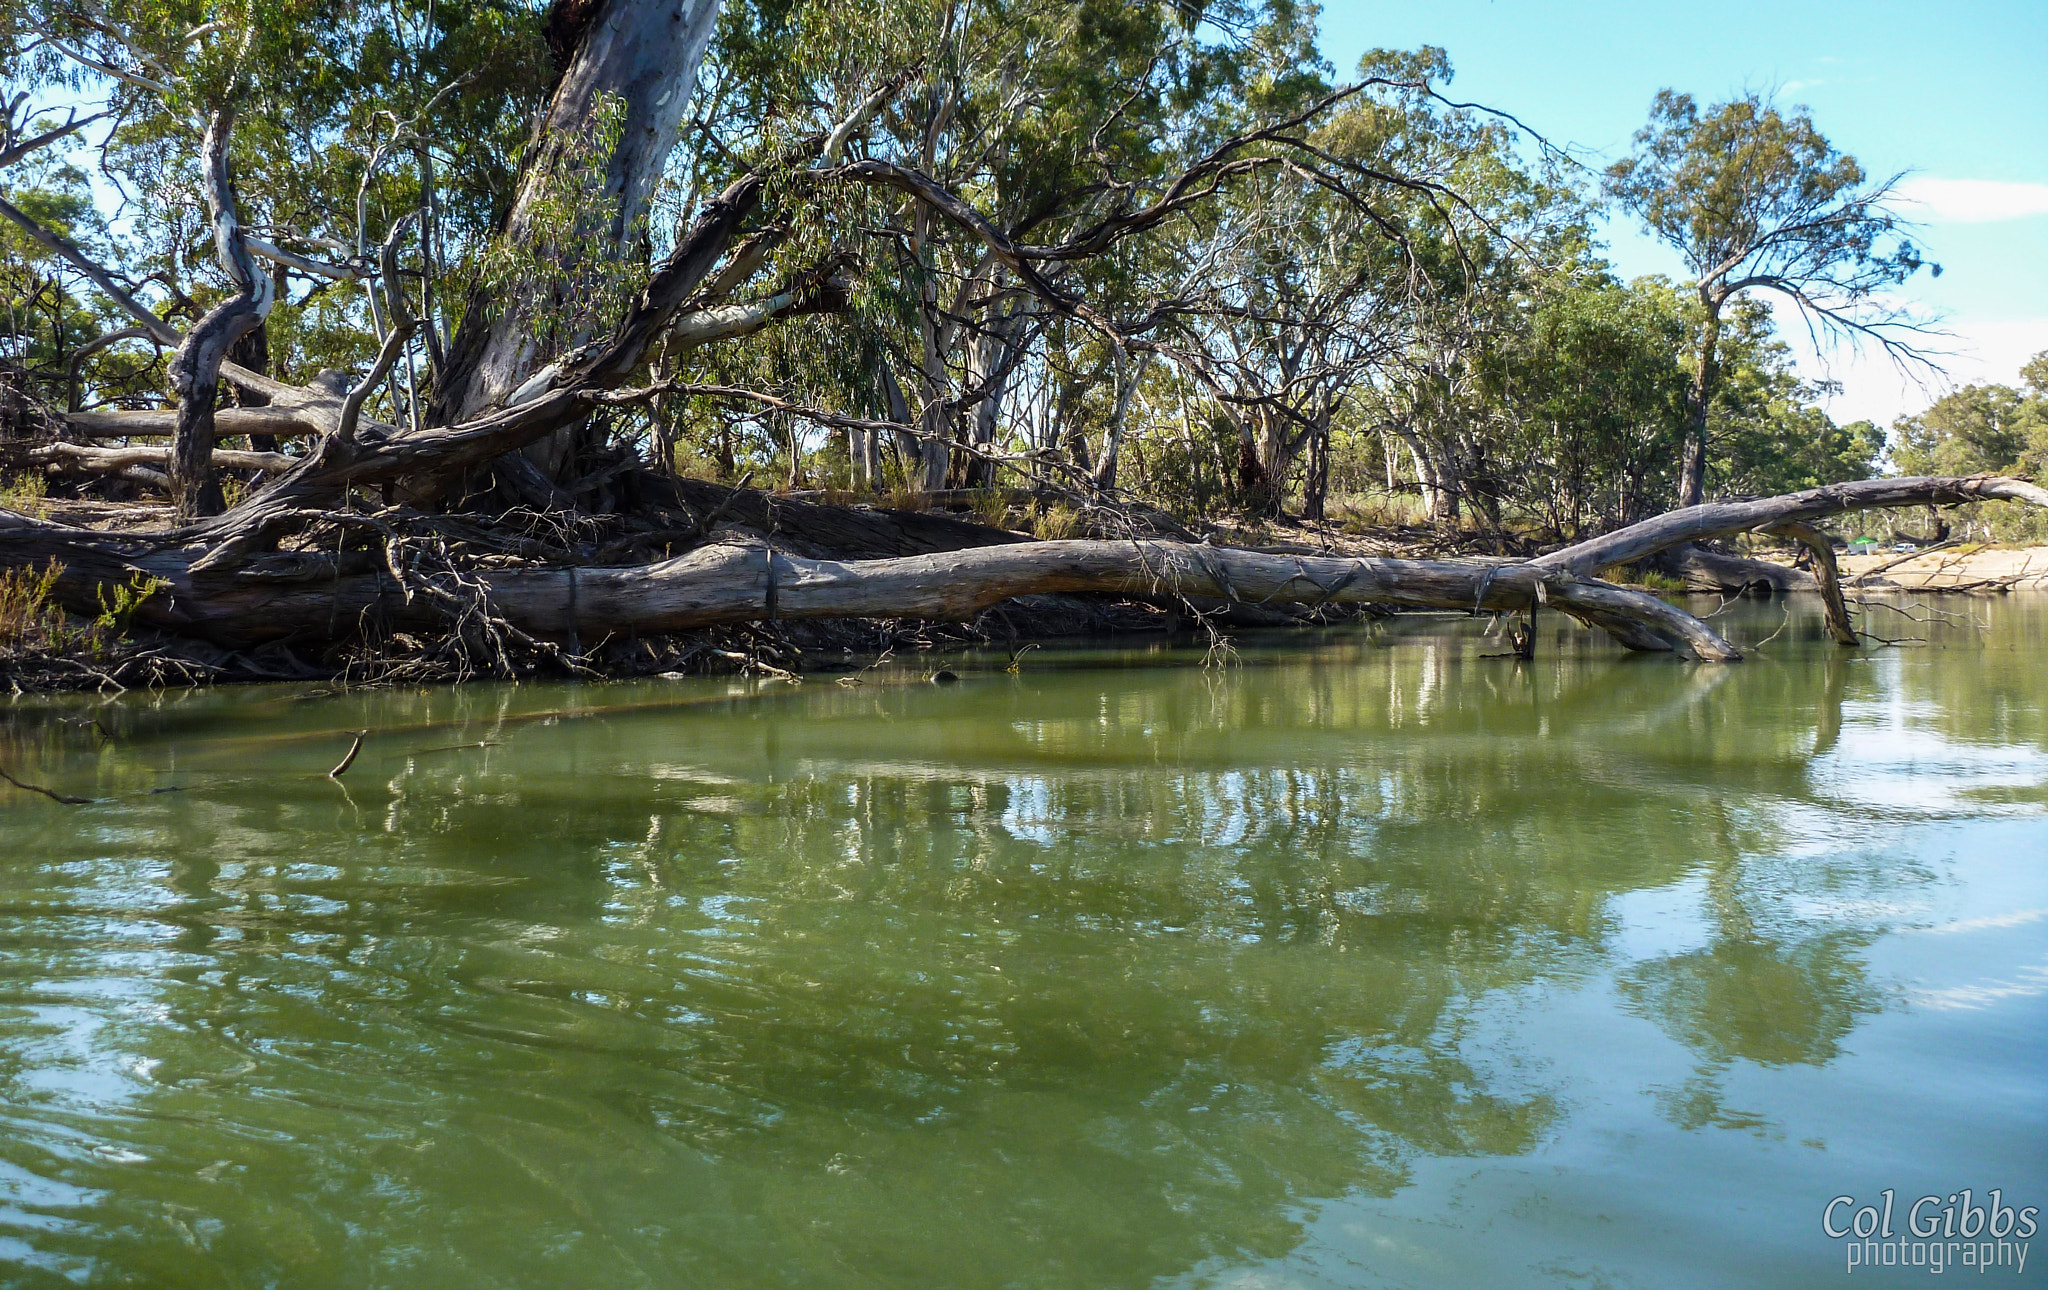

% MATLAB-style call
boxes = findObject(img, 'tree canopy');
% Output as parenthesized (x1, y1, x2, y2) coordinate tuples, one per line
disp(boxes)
(1603, 90, 1929, 507)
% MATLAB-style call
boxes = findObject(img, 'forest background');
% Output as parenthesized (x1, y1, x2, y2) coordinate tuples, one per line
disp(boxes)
(5, 0, 2047, 566)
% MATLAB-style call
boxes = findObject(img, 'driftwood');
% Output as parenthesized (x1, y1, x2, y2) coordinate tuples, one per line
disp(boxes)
(1658, 543, 1813, 595)
(1534, 477, 2048, 572)
(3, 474, 2042, 669)
(61, 408, 321, 439)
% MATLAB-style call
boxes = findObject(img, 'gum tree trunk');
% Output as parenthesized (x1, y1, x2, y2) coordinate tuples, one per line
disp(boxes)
(1680, 303, 1723, 509)
(169, 108, 276, 518)
(431, 0, 723, 438)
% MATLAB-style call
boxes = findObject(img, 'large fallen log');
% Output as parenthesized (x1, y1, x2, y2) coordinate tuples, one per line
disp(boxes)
(1535, 476, 2048, 574)
(2, 474, 2041, 668)
(0, 521, 1742, 658)
(1658, 543, 1814, 595)
(61, 407, 323, 439)
(10, 442, 296, 475)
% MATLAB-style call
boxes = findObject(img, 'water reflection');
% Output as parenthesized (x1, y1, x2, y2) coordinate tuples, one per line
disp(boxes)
(1, 599, 2045, 1286)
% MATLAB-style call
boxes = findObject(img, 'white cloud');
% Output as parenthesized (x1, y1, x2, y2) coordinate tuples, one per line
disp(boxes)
(1894, 178, 2048, 224)
(1782, 314, 2048, 426)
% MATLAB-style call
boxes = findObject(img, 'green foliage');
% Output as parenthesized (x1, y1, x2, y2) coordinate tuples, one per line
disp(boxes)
(0, 558, 164, 656)
(1473, 273, 1693, 533)
(3, 0, 1903, 540)
(2, 139, 158, 415)
(0, 471, 49, 516)
(1603, 91, 1927, 310)
(476, 90, 643, 348)
(1705, 299, 1881, 496)
(94, 570, 167, 637)
(1888, 373, 2047, 476)
(0, 559, 66, 649)
(1884, 354, 2048, 543)
(7, 0, 551, 402)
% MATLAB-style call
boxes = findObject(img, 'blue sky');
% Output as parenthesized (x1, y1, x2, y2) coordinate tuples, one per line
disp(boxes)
(1317, 0, 2048, 425)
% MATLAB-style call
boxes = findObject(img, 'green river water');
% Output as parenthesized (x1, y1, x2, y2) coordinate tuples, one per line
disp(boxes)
(2, 598, 2045, 1288)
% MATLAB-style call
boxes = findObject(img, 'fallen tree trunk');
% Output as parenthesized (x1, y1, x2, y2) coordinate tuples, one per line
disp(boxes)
(2, 474, 2041, 671)
(0, 522, 1741, 658)
(1657, 543, 1814, 595)
(12, 442, 296, 475)
(62, 408, 323, 439)
(1537, 476, 2048, 573)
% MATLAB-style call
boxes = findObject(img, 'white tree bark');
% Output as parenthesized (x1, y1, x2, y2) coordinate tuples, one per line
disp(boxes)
(434, 0, 724, 428)
(168, 107, 276, 518)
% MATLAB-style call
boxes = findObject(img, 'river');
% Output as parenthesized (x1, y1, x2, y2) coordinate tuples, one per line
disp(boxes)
(3, 597, 2045, 1287)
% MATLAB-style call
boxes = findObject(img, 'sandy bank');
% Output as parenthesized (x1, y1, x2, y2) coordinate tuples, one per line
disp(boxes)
(1837, 545, 2048, 590)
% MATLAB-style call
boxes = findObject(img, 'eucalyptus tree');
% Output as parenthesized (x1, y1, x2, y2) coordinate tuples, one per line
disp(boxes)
(1885, 353, 2048, 542)
(679, 0, 1319, 495)
(0, 104, 153, 434)
(1325, 48, 1589, 530)
(4, 0, 553, 512)
(1162, 175, 1397, 517)
(1695, 296, 1879, 498)
(1605, 91, 1930, 508)
(1472, 272, 1692, 536)
(1888, 358, 2048, 478)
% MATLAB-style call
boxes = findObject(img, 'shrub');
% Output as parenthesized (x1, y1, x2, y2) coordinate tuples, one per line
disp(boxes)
(0, 560, 69, 649)
(0, 471, 49, 518)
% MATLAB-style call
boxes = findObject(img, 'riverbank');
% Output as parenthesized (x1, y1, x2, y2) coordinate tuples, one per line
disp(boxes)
(8, 482, 2045, 694)
(1838, 544, 2048, 591)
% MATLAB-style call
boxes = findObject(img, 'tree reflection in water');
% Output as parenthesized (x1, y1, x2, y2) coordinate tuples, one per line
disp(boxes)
(0, 599, 2042, 1287)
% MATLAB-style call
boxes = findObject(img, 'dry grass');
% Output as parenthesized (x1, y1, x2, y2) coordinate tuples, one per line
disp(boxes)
(1033, 502, 1081, 540)
(1324, 493, 1430, 533)
(1599, 564, 1688, 593)
(970, 490, 1011, 530)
